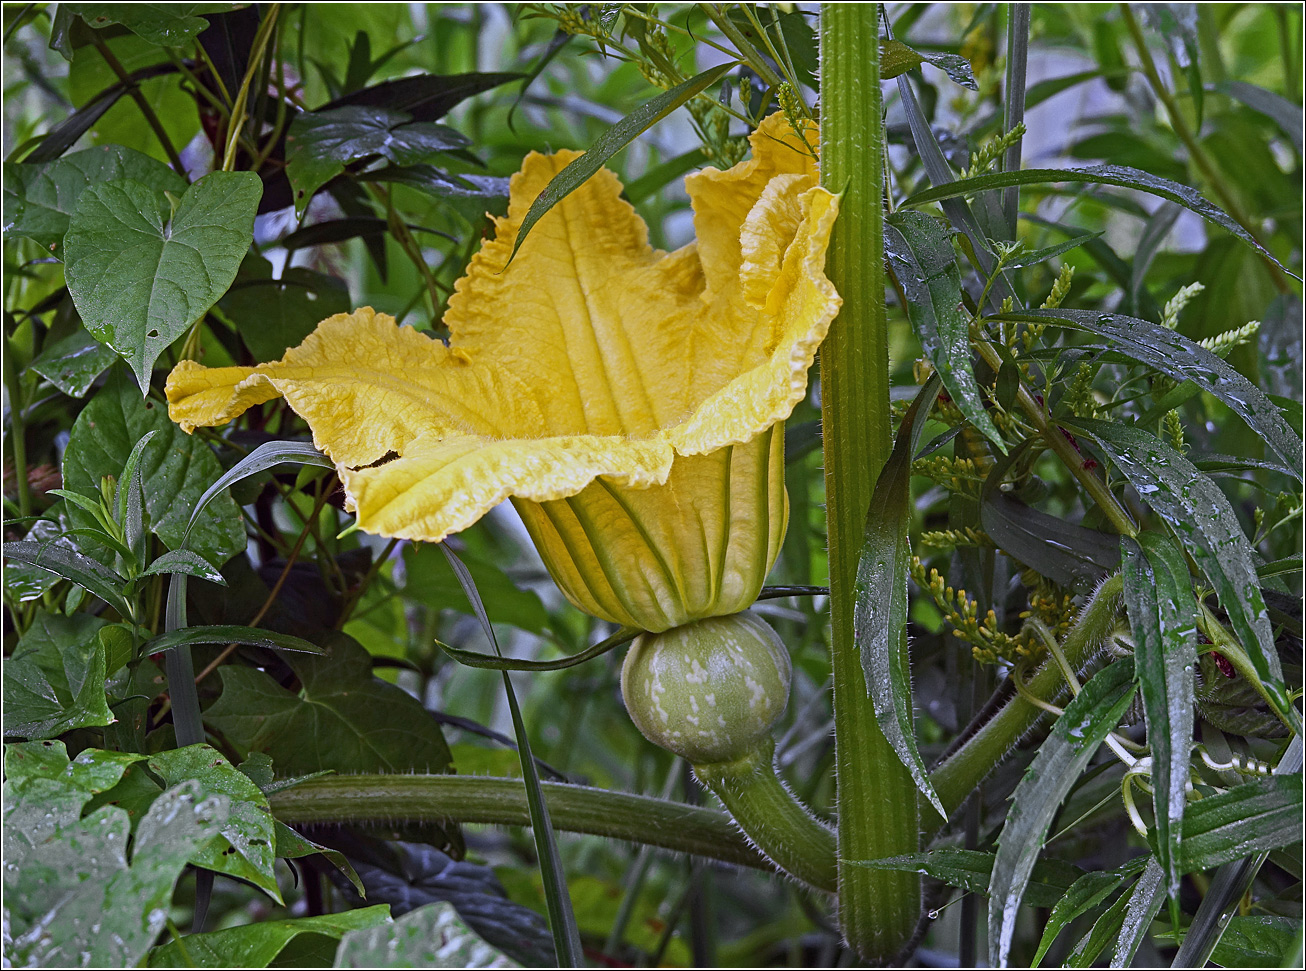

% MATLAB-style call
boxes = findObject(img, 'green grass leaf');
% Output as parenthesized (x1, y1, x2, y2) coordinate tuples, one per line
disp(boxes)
(64, 171, 261, 388)
(885, 211, 1004, 449)
(510, 62, 734, 261)
(854, 374, 946, 819)
(989, 659, 1138, 967)
(1121, 533, 1197, 906)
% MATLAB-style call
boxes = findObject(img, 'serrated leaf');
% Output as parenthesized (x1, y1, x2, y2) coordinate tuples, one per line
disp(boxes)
(885, 210, 1004, 449)
(146, 906, 390, 968)
(335, 902, 522, 969)
(3, 146, 186, 253)
(3, 610, 113, 740)
(1017, 308, 1303, 478)
(854, 375, 946, 818)
(62, 370, 245, 569)
(28, 328, 119, 397)
(1065, 881, 1132, 968)
(64, 171, 261, 388)
(149, 745, 281, 903)
(1070, 419, 1288, 717)
(511, 62, 734, 260)
(218, 254, 351, 361)
(1121, 534, 1197, 905)
(6, 774, 229, 969)
(2, 540, 133, 616)
(205, 632, 454, 778)
(990, 659, 1138, 967)
(286, 107, 469, 216)
(901, 165, 1300, 280)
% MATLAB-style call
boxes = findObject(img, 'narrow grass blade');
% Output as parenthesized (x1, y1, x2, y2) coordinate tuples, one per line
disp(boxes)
(885, 211, 1004, 449)
(144, 625, 328, 656)
(440, 543, 583, 968)
(1121, 534, 1196, 909)
(437, 625, 638, 671)
(1018, 309, 1302, 476)
(902, 165, 1300, 279)
(854, 374, 946, 819)
(510, 62, 734, 261)
(2, 540, 132, 617)
(1001, 5, 1030, 235)
(1110, 857, 1167, 967)
(989, 659, 1138, 967)
(1070, 419, 1289, 721)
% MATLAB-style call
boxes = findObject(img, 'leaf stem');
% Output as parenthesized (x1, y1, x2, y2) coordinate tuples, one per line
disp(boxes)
(90, 33, 188, 178)
(700, 4, 785, 90)
(820, 6, 921, 960)
(269, 774, 770, 872)
(2, 339, 32, 520)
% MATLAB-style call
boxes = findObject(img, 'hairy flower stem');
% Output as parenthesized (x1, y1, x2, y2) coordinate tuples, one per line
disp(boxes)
(820, 6, 921, 959)
(694, 736, 837, 893)
(927, 573, 1126, 829)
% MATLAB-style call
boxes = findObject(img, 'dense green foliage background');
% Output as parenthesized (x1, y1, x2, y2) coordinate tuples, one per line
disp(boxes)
(2, 3, 1302, 967)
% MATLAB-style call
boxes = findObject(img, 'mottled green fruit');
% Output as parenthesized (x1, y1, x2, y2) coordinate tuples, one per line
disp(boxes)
(621, 612, 791, 765)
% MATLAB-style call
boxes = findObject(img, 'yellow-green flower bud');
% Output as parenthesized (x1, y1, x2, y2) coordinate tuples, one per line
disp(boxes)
(620, 612, 791, 765)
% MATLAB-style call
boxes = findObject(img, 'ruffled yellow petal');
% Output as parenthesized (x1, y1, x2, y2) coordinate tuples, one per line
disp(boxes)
(166, 112, 839, 574)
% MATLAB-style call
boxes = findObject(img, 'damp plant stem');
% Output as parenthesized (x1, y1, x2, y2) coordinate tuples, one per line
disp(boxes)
(819, 6, 922, 960)
(693, 737, 837, 893)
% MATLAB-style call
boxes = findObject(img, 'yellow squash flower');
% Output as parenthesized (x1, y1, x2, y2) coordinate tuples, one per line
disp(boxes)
(167, 113, 840, 632)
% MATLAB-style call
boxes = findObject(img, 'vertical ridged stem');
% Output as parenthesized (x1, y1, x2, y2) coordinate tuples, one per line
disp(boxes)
(819, 7, 920, 960)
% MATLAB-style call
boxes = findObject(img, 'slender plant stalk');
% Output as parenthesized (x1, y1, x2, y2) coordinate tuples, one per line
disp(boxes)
(1001, 5, 1030, 235)
(222, 5, 280, 172)
(820, 6, 921, 959)
(90, 34, 188, 177)
(2, 342, 32, 520)
(269, 774, 769, 871)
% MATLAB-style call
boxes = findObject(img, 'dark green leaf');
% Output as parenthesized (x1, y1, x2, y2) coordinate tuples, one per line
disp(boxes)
(334, 902, 521, 969)
(354, 165, 509, 202)
(1065, 881, 1132, 968)
(511, 62, 734, 260)
(205, 632, 454, 778)
(1, 539, 133, 616)
(902, 165, 1300, 280)
(286, 106, 470, 216)
(218, 254, 351, 361)
(64, 172, 262, 388)
(1110, 857, 1166, 967)
(989, 659, 1138, 967)
(885, 210, 1004, 449)
(62, 370, 245, 569)
(1000, 231, 1102, 269)
(403, 543, 548, 635)
(1071, 419, 1287, 715)
(1121, 534, 1197, 904)
(3, 145, 185, 253)
(1017, 309, 1302, 476)
(854, 375, 946, 818)
(1179, 775, 1303, 871)
(272, 822, 365, 896)
(1031, 857, 1150, 967)
(140, 549, 226, 582)
(29, 328, 119, 398)
(851, 847, 1084, 909)
(1215, 80, 1303, 152)
(437, 625, 636, 672)
(148, 744, 281, 902)
(623, 148, 709, 205)
(147, 907, 390, 968)
(324, 71, 521, 123)
(3, 609, 113, 739)
(1202, 915, 1305, 967)
(62, 3, 237, 48)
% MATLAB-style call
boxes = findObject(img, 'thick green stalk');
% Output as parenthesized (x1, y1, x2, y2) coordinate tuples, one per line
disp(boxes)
(269, 774, 767, 872)
(694, 737, 837, 893)
(819, 6, 920, 959)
